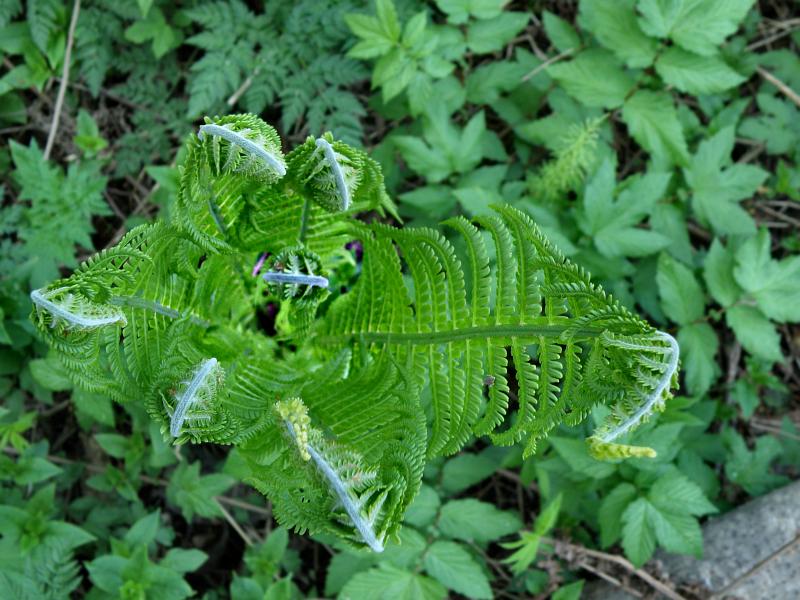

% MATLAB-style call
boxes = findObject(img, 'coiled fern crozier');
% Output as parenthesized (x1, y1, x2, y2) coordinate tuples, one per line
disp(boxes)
(31, 114, 678, 552)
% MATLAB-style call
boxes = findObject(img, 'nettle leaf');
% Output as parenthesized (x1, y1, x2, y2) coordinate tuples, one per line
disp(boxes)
(435, 0, 506, 25)
(677, 323, 719, 397)
(548, 49, 635, 108)
(579, 0, 657, 68)
(466, 12, 529, 54)
(656, 253, 704, 325)
(621, 498, 657, 566)
(542, 10, 581, 53)
(438, 499, 521, 543)
(579, 159, 671, 258)
(424, 541, 492, 599)
(683, 126, 767, 236)
(394, 107, 489, 182)
(598, 482, 637, 548)
(703, 238, 742, 307)
(726, 305, 782, 363)
(723, 429, 788, 496)
(166, 462, 235, 521)
(622, 90, 689, 166)
(733, 229, 800, 323)
(341, 564, 446, 600)
(637, 0, 754, 56)
(655, 48, 745, 95)
(739, 93, 800, 155)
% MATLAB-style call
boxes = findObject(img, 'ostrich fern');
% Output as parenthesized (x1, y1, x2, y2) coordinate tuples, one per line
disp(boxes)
(30, 114, 678, 552)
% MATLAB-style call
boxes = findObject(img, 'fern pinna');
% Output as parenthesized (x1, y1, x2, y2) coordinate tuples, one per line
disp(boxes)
(30, 114, 678, 552)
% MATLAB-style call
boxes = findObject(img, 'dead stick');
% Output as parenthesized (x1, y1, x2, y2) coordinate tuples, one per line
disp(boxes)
(44, 0, 81, 160)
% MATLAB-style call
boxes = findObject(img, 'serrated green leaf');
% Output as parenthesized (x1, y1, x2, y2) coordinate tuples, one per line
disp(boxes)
(637, 0, 754, 56)
(466, 12, 529, 54)
(435, 0, 505, 25)
(649, 469, 717, 516)
(424, 541, 492, 599)
(622, 90, 689, 166)
(340, 565, 446, 600)
(580, 0, 657, 67)
(441, 452, 497, 493)
(726, 305, 782, 363)
(621, 498, 657, 566)
(656, 253, 704, 324)
(542, 10, 580, 53)
(547, 49, 635, 108)
(599, 482, 638, 548)
(733, 229, 800, 323)
(704, 238, 742, 307)
(684, 127, 767, 236)
(678, 323, 719, 397)
(439, 499, 521, 543)
(655, 47, 745, 95)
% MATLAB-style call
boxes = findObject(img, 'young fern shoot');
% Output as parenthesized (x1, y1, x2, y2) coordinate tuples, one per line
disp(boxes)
(31, 287, 127, 329)
(31, 113, 680, 551)
(276, 398, 386, 552)
(169, 358, 224, 439)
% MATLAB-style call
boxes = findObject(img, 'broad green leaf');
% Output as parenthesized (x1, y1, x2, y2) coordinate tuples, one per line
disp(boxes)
(622, 90, 689, 165)
(678, 323, 719, 397)
(656, 253, 704, 325)
(161, 548, 208, 573)
(441, 452, 497, 494)
(28, 356, 72, 391)
(637, 0, 754, 56)
(404, 484, 440, 528)
(739, 93, 800, 155)
(547, 49, 635, 108)
(346, 12, 397, 59)
(683, 127, 767, 236)
(435, 0, 506, 25)
(542, 11, 580, 53)
(621, 498, 657, 566)
(580, 0, 657, 67)
(723, 429, 788, 496)
(125, 511, 161, 547)
(423, 541, 492, 599)
(725, 305, 782, 363)
(598, 482, 638, 548)
(733, 229, 800, 323)
(439, 499, 521, 543)
(703, 239, 741, 307)
(466, 12, 529, 54)
(649, 469, 717, 516)
(166, 461, 235, 521)
(552, 581, 585, 600)
(648, 507, 703, 556)
(579, 160, 671, 258)
(325, 552, 375, 597)
(655, 48, 745, 95)
(340, 565, 446, 600)
(550, 437, 616, 479)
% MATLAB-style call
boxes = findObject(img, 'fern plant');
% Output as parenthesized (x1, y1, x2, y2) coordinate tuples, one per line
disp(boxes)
(30, 114, 679, 552)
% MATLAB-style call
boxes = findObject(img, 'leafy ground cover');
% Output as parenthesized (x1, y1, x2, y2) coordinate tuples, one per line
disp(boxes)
(1, 0, 799, 598)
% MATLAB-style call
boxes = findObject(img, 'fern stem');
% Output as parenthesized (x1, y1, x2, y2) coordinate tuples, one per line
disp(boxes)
(198, 123, 287, 177)
(170, 358, 219, 437)
(109, 296, 211, 328)
(298, 194, 312, 243)
(324, 320, 605, 346)
(599, 331, 679, 443)
(315, 138, 351, 211)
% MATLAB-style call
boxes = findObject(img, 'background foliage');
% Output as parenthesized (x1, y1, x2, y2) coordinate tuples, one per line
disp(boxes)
(1, 0, 799, 598)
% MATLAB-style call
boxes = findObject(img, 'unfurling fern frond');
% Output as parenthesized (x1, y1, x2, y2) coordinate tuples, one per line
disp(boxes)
(317, 205, 679, 459)
(32, 113, 677, 552)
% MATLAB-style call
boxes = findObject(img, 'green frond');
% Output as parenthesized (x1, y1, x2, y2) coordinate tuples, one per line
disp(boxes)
(32, 112, 677, 552)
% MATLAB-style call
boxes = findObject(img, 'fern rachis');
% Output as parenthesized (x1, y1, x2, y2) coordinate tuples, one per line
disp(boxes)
(31, 113, 679, 551)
